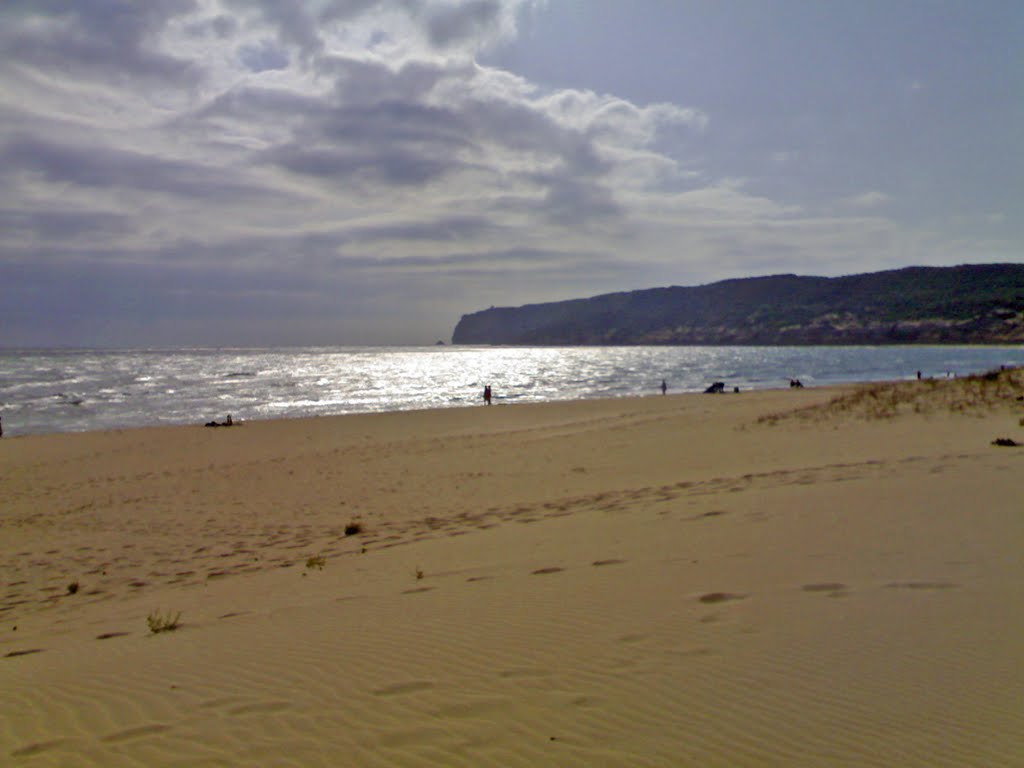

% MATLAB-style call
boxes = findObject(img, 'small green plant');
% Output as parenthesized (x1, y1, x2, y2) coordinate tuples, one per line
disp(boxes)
(306, 555, 326, 570)
(66, 581, 79, 595)
(147, 610, 181, 634)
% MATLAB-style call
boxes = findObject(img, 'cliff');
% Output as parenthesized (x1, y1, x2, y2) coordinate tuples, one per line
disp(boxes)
(452, 264, 1024, 345)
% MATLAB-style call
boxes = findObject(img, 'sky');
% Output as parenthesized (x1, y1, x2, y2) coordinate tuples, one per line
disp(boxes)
(1, 1, 1021, 347)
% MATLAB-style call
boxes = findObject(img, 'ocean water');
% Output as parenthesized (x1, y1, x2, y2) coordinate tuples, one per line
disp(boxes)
(2, 345, 1023, 437)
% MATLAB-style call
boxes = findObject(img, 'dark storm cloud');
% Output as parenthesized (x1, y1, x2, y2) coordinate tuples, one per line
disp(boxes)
(0, 0, 747, 346)
(260, 97, 474, 186)
(223, 0, 390, 63)
(540, 177, 622, 226)
(0, 0, 200, 84)
(266, 143, 457, 186)
(0, 208, 130, 240)
(190, 85, 330, 124)
(318, 100, 469, 148)
(0, 136, 288, 203)
(226, 0, 324, 61)
(205, 52, 623, 219)
(257, 54, 621, 220)
(324, 55, 458, 104)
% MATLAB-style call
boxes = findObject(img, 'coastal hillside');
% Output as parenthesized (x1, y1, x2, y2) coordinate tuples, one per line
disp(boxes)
(452, 264, 1024, 345)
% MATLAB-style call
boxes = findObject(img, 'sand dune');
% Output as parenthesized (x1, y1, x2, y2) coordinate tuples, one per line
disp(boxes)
(2, 378, 1023, 766)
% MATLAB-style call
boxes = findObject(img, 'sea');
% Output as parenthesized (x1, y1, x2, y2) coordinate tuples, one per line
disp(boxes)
(2, 345, 1024, 437)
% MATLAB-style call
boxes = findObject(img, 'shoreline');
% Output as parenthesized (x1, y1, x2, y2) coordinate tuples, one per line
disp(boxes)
(3, 378, 1023, 765)
(5, 345, 1024, 439)
(1, 382, 809, 439)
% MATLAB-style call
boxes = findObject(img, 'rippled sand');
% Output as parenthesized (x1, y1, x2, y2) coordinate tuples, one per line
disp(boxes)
(3, 379, 1023, 766)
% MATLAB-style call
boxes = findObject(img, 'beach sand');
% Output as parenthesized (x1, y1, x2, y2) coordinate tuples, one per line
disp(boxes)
(2, 374, 1023, 766)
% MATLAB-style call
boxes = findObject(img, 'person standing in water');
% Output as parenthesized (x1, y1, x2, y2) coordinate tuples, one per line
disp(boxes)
(483, 385, 492, 405)
(660, 380, 667, 395)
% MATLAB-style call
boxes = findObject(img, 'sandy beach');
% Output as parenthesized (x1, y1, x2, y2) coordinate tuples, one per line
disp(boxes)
(2, 373, 1023, 767)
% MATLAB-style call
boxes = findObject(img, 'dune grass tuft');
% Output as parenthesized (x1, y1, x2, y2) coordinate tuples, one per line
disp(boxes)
(306, 555, 326, 570)
(758, 366, 1024, 425)
(147, 610, 181, 634)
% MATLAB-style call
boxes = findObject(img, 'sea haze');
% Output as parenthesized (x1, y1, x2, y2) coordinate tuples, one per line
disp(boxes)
(2, 346, 1024, 437)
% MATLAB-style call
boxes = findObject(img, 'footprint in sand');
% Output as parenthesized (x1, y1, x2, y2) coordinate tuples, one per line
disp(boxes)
(884, 581, 957, 590)
(802, 583, 850, 597)
(100, 723, 171, 743)
(372, 681, 435, 697)
(198, 696, 248, 711)
(498, 668, 549, 680)
(4, 648, 44, 658)
(10, 738, 71, 758)
(698, 592, 746, 604)
(617, 633, 647, 644)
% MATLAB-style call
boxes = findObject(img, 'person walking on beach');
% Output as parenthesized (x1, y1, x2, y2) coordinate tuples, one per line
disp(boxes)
(660, 379, 667, 395)
(0, 415, 3, 438)
(483, 385, 492, 405)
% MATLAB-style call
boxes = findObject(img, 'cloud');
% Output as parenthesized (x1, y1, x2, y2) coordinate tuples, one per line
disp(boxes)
(843, 190, 891, 209)
(423, 0, 505, 48)
(238, 39, 290, 72)
(0, 135, 286, 203)
(3, 0, 980, 346)
(0, 207, 131, 241)
(0, 0, 200, 85)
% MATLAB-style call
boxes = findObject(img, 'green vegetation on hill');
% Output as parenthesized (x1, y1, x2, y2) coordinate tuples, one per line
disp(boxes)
(452, 264, 1024, 345)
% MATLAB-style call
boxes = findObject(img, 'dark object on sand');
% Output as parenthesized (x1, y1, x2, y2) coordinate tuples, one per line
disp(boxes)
(991, 437, 1020, 447)
(205, 414, 235, 428)
(344, 522, 362, 536)
(704, 382, 725, 394)
(789, 379, 804, 388)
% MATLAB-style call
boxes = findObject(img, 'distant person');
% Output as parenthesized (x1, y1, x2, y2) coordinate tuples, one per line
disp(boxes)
(660, 380, 667, 395)
(0, 415, 3, 438)
(483, 385, 492, 405)
(917, 370, 922, 380)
